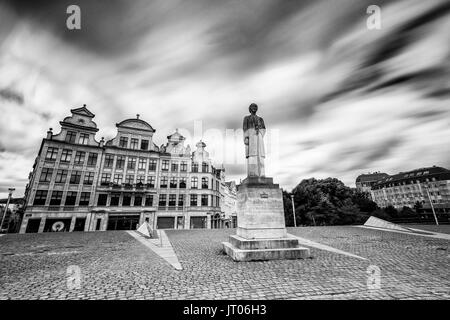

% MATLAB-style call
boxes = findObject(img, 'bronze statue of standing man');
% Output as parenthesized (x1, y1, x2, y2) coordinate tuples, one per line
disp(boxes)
(243, 103, 266, 177)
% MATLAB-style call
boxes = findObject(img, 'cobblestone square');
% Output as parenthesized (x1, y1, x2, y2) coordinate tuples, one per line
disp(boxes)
(0, 226, 449, 300)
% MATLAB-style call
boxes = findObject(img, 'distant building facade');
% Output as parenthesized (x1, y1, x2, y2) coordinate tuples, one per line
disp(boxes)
(21, 106, 225, 233)
(355, 172, 389, 195)
(219, 180, 238, 228)
(371, 166, 450, 212)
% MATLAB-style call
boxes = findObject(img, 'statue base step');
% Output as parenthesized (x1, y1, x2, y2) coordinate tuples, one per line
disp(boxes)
(222, 235, 310, 262)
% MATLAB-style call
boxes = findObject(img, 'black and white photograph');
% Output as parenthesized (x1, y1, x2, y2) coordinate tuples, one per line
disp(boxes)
(0, 0, 449, 311)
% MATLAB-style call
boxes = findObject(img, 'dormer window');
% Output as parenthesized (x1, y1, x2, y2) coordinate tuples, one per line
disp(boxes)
(119, 137, 128, 148)
(130, 138, 139, 149)
(141, 139, 149, 150)
(65, 131, 77, 143)
(78, 133, 89, 145)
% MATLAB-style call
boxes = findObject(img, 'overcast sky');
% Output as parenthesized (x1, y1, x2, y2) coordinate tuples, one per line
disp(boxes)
(0, 0, 449, 198)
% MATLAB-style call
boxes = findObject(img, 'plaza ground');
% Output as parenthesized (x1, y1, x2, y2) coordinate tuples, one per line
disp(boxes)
(0, 225, 449, 300)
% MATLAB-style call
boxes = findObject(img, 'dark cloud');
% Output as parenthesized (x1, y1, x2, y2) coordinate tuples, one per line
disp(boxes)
(1, 0, 145, 55)
(0, 88, 24, 104)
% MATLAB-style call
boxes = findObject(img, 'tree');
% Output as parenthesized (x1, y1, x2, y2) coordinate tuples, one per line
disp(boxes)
(284, 177, 378, 226)
(413, 201, 423, 213)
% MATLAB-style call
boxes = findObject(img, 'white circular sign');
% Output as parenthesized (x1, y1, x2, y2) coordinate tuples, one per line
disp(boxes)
(52, 221, 65, 232)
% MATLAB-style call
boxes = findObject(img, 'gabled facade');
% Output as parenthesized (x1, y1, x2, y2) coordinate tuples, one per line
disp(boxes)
(21, 106, 225, 233)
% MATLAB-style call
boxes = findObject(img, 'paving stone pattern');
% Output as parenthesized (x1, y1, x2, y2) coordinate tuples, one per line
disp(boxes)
(0, 226, 449, 299)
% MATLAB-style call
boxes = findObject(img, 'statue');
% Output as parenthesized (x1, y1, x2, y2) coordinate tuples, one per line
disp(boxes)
(243, 103, 266, 177)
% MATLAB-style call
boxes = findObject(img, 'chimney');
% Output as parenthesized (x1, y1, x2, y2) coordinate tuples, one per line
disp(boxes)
(46, 128, 53, 139)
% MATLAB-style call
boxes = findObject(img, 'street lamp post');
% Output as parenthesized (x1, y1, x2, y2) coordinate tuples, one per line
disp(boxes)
(0, 188, 15, 233)
(425, 185, 439, 226)
(290, 194, 297, 228)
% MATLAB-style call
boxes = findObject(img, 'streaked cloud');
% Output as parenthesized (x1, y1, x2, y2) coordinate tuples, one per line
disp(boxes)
(0, 0, 449, 198)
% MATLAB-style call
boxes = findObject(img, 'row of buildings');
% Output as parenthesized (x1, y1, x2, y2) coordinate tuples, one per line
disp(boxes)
(20, 106, 237, 233)
(356, 166, 450, 213)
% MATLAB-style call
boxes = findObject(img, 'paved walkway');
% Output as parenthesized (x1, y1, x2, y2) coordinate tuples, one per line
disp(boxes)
(126, 230, 182, 270)
(357, 225, 450, 241)
(0, 226, 449, 299)
(288, 233, 367, 260)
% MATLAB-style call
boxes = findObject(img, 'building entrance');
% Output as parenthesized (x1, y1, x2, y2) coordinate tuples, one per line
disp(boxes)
(107, 215, 140, 230)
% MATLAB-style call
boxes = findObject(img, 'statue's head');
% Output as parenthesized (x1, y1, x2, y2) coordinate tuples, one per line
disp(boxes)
(249, 103, 258, 114)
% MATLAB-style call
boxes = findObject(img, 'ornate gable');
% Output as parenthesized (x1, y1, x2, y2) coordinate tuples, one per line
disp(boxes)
(70, 105, 95, 118)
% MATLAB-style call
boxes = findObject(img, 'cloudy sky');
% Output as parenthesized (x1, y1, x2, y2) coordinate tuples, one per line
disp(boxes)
(0, 0, 449, 198)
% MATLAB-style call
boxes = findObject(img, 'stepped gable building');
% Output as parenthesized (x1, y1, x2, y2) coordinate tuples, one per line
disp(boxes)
(371, 166, 450, 213)
(21, 105, 224, 233)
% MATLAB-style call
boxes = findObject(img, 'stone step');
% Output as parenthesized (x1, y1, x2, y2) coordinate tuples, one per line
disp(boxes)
(222, 242, 310, 262)
(229, 234, 300, 250)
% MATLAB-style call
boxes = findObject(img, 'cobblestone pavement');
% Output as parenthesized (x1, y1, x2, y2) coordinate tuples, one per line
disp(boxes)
(0, 225, 449, 300)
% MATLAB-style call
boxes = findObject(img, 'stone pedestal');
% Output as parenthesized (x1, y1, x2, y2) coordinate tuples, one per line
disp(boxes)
(222, 177, 310, 261)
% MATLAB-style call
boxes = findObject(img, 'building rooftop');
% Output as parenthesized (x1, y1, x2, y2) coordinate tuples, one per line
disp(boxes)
(372, 166, 450, 188)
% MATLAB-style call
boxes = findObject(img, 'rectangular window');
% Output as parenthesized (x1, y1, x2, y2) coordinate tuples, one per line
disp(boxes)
(116, 156, 125, 169)
(201, 194, 208, 206)
(125, 174, 134, 184)
(145, 195, 153, 206)
(45, 147, 58, 161)
(161, 160, 169, 171)
(79, 192, 90, 206)
(160, 176, 168, 188)
(104, 154, 114, 168)
(138, 158, 146, 170)
(78, 133, 89, 145)
(69, 171, 82, 184)
(136, 175, 145, 184)
(180, 161, 187, 172)
(50, 191, 63, 206)
(113, 174, 122, 184)
(191, 162, 198, 172)
(202, 162, 208, 173)
(170, 177, 177, 188)
(178, 194, 184, 207)
(65, 191, 77, 206)
(83, 172, 95, 185)
(148, 159, 157, 171)
(60, 149, 72, 163)
(39, 167, 53, 182)
(171, 162, 178, 172)
(134, 195, 143, 206)
(147, 176, 155, 188)
(190, 194, 197, 206)
(202, 177, 208, 189)
(33, 190, 48, 205)
(127, 157, 136, 170)
(101, 173, 111, 184)
(97, 194, 108, 206)
(65, 131, 76, 143)
(55, 169, 68, 183)
(122, 194, 131, 206)
(169, 194, 176, 207)
(159, 194, 167, 207)
(110, 193, 120, 206)
(179, 177, 186, 189)
(87, 153, 98, 166)
(74, 151, 86, 165)
(141, 139, 149, 150)
(119, 136, 128, 148)
(191, 177, 198, 189)
(130, 138, 139, 149)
